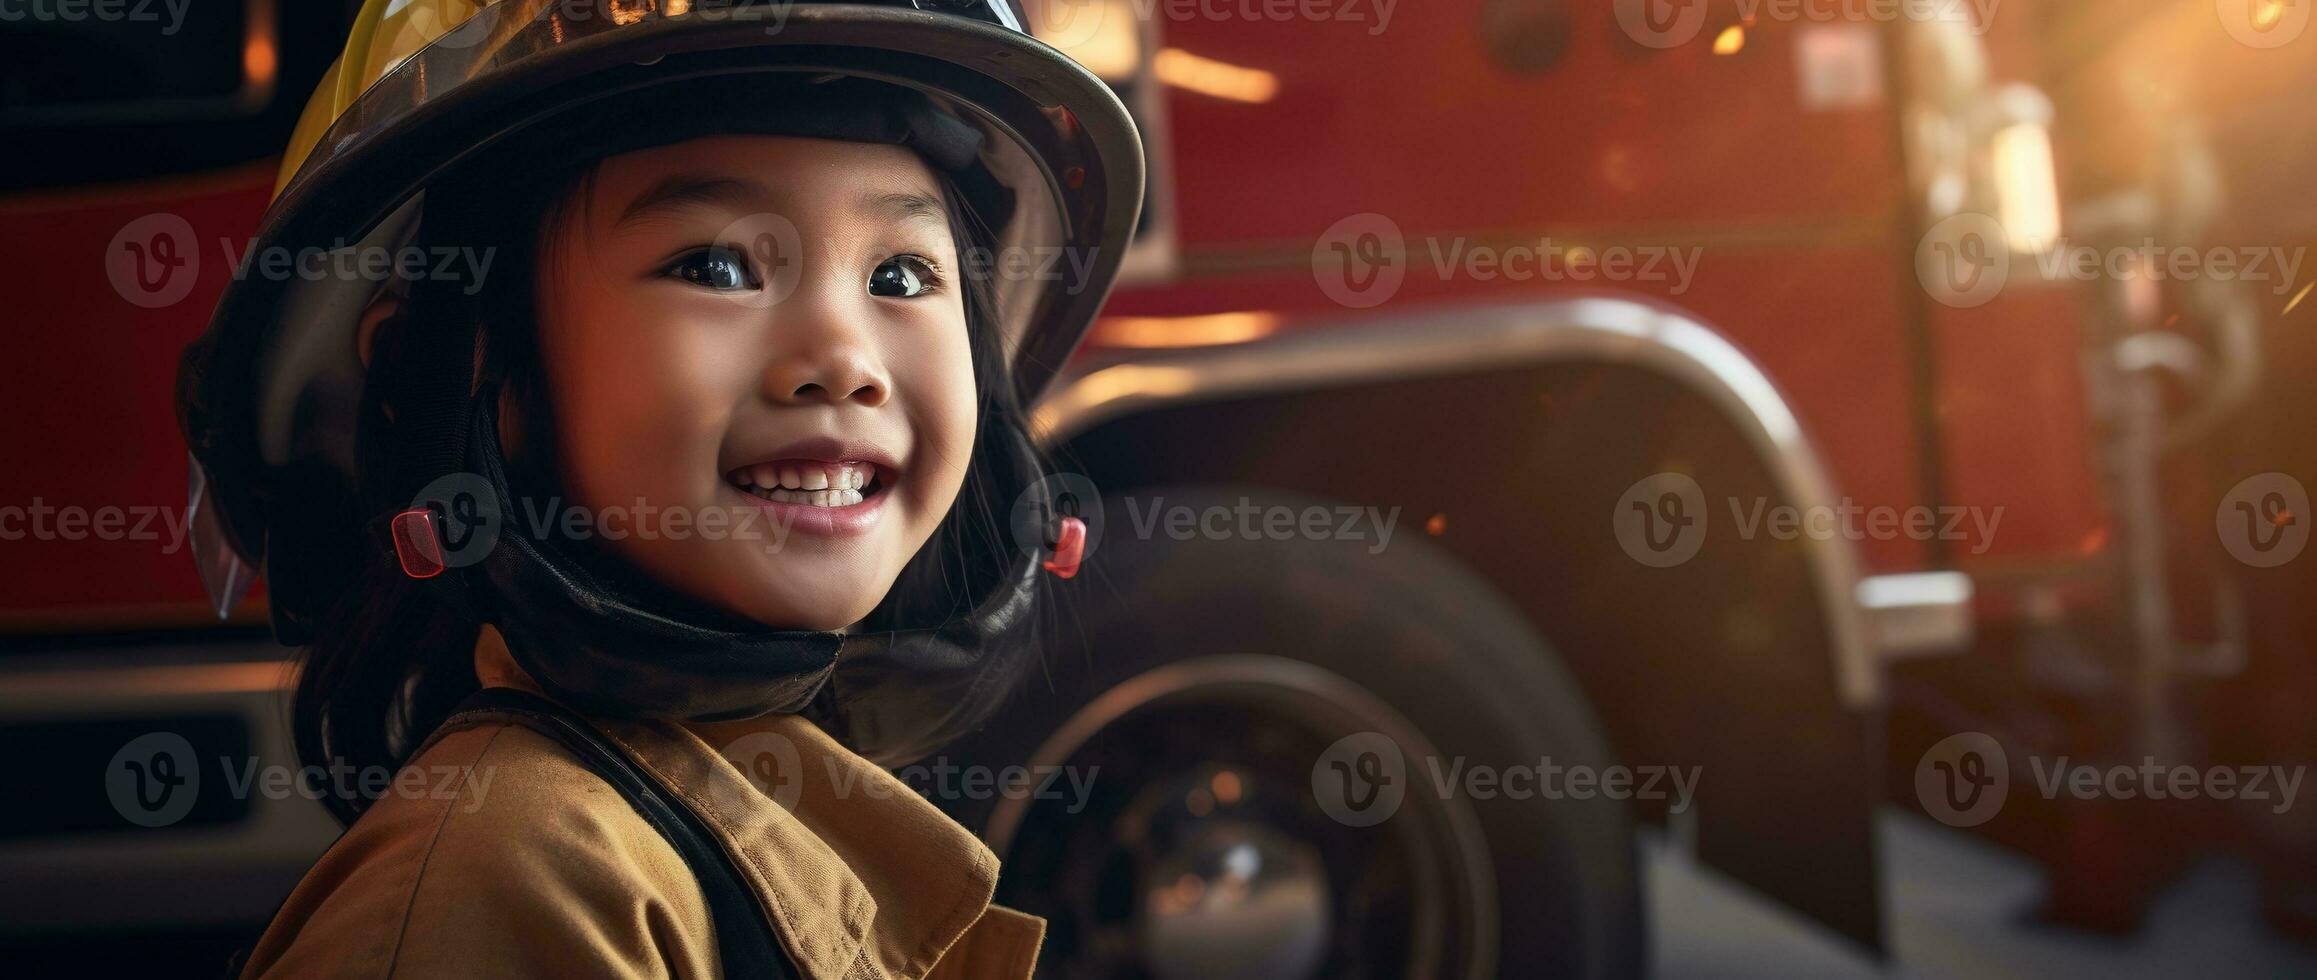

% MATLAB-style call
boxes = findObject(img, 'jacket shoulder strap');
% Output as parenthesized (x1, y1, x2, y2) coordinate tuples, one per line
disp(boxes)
(437, 687, 799, 979)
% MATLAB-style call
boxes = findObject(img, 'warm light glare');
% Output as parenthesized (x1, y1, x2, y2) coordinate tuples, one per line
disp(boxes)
(1212, 770, 1242, 805)
(608, 0, 651, 26)
(1713, 25, 1746, 55)
(1991, 122, 2061, 253)
(1033, 0, 1141, 80)
(2256, 0, 2288, 29)
(2285, 280, 2314, 316)
(1095, 311, 1281, 348)
(244, 35, 278, 87)
(1153, 48, 1278, 103)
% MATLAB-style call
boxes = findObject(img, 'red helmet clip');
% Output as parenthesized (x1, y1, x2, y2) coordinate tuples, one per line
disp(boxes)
(390, 508, 447, 579)
(1042, 515, 1086, 579)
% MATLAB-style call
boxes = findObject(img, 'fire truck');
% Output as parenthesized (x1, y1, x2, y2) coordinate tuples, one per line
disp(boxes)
(2, 0, 2311, 975)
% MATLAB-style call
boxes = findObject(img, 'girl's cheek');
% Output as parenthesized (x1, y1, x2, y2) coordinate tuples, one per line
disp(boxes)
(548, 291, 735, 509)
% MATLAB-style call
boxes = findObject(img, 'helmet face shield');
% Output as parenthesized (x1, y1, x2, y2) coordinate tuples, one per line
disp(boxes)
(180, 0, 1143, 624)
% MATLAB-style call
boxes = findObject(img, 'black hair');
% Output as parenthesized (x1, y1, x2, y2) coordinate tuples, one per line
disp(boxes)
(293, 143, 1042, 825)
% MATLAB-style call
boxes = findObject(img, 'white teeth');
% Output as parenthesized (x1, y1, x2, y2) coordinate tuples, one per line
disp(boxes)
(728, 461, 876, 506)
(739, 486, 865, 507)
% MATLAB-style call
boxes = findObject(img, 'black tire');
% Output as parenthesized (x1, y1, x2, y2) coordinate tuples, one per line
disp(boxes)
(937, 485, 1643, 979)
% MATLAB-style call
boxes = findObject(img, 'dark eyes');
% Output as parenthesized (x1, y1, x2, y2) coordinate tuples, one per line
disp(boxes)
(665, 246, 760, 291)
(868, 255, 942, 298)
(662, 247, 943, 298)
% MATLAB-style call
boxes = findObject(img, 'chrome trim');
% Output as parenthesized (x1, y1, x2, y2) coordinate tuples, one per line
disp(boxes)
(983, 654, 1499, 980)
(1019, 0, 1181, 285)
(1030, 297, 1885, 708)
(0, 646, 335, 935)
(1856, 571, 1974, 661)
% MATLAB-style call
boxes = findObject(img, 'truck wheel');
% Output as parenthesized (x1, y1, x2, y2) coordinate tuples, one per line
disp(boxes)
(937, 485, 1643, 979)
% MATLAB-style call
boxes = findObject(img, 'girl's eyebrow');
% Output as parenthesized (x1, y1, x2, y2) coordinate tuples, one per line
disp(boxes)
(863, 191, 948, 225)
(613, 179, 947, 228)
(615, 175, 773, 227)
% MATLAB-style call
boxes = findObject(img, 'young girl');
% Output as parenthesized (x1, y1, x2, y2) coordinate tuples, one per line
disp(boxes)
(176, 1, 1141, 975)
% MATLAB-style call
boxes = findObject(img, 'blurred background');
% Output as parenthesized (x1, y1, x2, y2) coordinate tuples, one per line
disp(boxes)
(3, 0, 2315, 976)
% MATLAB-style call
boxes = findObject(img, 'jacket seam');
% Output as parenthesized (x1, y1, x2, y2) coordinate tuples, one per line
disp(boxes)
(596, 723, 866, 978)
(380, 723, 512, 980)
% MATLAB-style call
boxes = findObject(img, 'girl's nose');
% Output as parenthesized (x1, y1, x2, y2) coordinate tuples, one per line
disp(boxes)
(760, 304, 891, 408)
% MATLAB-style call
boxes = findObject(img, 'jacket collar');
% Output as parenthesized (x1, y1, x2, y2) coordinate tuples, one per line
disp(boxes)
(475, 627, 1005, 979)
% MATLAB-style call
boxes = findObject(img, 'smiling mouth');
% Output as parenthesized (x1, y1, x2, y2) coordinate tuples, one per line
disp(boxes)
(726, 460, 887, 508)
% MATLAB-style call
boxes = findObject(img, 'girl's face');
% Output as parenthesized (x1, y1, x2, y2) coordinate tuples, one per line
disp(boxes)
(531, 135, 977, 631)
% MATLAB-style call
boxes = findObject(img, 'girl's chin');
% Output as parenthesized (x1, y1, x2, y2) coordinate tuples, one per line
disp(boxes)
(715, 559, 891, 632)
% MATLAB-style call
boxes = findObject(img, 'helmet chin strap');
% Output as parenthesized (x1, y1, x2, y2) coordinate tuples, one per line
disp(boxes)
(397, 388, 1072, 764)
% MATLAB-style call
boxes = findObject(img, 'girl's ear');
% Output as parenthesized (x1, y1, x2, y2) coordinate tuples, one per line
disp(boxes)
(355, 290, 404, 370)
(357, 292, 406, 423)
(497, 377, 526, 461)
